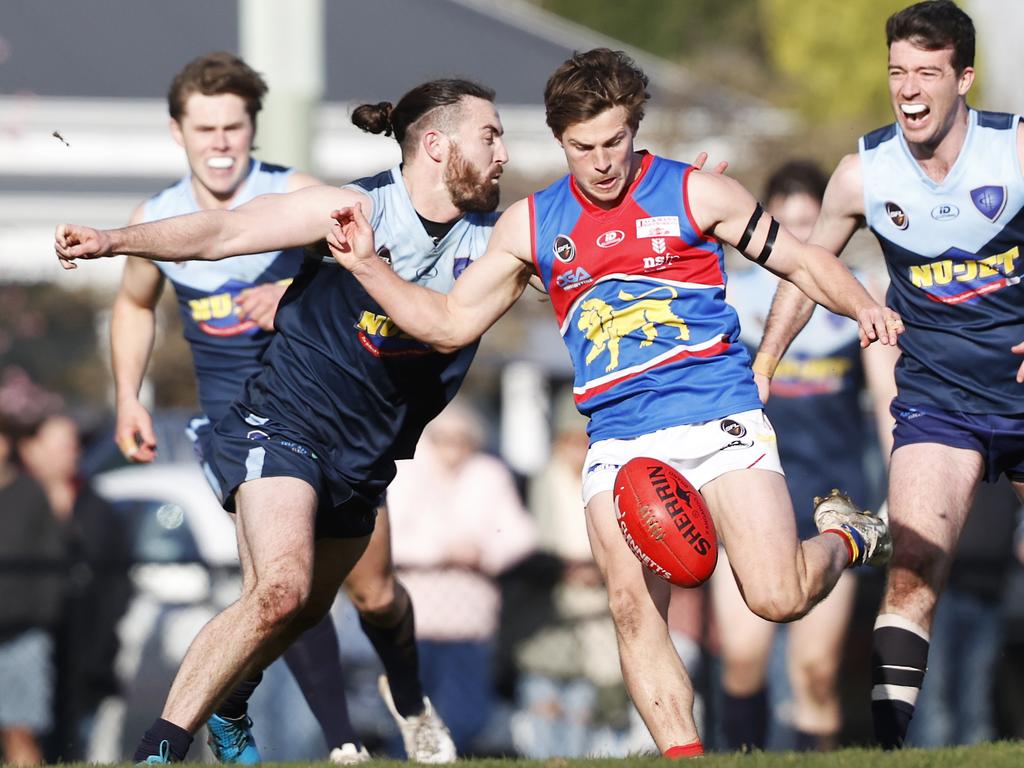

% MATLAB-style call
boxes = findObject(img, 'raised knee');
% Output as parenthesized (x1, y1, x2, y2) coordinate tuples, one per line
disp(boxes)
(745, 589, 807, 623)
(349, 577, 398, 619)
(249, 578, 308, 632)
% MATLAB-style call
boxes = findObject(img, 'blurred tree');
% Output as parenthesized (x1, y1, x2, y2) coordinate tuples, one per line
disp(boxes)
(759, 0, 911, 123)
(534, 0, 762, 62)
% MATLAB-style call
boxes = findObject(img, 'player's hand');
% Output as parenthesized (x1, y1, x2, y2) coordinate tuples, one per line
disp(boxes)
(856, 305, 904, 348)
(236, 282, 288, 331)
(54, 223, 113, 270)
(753, 372, 771, 404)
(692, 151, 728, 175)
(327, 203, 377, 273)
(1013, 340, 1024, 384)
(115, 399, 157, 463)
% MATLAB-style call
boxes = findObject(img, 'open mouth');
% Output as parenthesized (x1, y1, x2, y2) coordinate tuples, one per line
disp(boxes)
(900, 103, 930, 126)
(594, 177, 617, 191)
(207, 156, 234, 170)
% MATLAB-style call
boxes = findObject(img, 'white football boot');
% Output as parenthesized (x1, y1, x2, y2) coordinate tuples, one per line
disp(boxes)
(813, 488, 892, 567)
(329, 743, 371, 764)
(378, 675, 457, 763)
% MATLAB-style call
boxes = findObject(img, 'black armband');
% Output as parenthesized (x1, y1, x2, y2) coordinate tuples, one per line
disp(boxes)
(737, 203, 764, 253)
(756, 218, 780, 264)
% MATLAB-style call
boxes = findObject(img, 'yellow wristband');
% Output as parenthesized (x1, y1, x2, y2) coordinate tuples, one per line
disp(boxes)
(751, 352, 779, 378)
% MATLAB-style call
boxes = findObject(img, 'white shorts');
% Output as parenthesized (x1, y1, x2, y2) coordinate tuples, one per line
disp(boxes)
(581, 408, 784, 505)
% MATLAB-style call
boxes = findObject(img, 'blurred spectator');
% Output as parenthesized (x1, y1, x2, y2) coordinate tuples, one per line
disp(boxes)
(0, 416, 65, 766)
(905, 479, 1022, 747)
(386, 399, 537, 755)
(16, 414, 133, 761)
(511, 394, 622, 757)
(717, 160, 897, 751)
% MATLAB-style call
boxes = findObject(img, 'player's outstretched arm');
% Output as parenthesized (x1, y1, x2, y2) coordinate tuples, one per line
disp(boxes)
(55, 185, 367, 269)
(329, 200, 534, 353)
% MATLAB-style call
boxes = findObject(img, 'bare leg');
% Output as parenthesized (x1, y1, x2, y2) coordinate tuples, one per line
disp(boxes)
(701, 469, 849, 622)
(872, 443, 983, 748)
(585, 491, 699, 751)
(0, 727, 44, 766)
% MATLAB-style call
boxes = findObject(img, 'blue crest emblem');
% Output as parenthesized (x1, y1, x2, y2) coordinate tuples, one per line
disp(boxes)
(970, 185, 1006, 221)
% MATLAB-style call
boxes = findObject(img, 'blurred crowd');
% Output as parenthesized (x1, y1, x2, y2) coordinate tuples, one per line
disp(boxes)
(1, 364, 1023, 763)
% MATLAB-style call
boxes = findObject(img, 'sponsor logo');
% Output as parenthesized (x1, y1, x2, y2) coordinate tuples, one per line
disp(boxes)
(651, 237, 667, 255)
(720, 438, 755, 450)
(578, 286, 689, 372)
(970, 185, 1007, 221)
(556, 266, 593, 290)
(280, 440, 317, 459)
(587, 462, 622, 476)
(246, 429, 269, 441)
(355, 311, 432, 358)
(553, 234, 576, 262)
(720, 419, 747, 437)
(885, 201, 908, 230)
(931, 203, 959, 221)
(908, 246, 1020, 304)
(646, 463, 711, 556)
(376, 245, 392, 264)
(453, 257, 471, 279)
(636, 216, 681, 239)
(415, 265, 438, 280)
(596, 229, 625, 248)
(188, 278, 292, 338)
(643, 254, 679, 271)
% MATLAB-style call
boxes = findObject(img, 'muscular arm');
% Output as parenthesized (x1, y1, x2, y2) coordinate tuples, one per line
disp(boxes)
(109, 204, 164, 461)
(55, 184, 368, 267)
(328, 199, 535, 354)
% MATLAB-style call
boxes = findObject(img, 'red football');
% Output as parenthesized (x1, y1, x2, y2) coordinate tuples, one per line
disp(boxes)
(613, 457, 718, 588)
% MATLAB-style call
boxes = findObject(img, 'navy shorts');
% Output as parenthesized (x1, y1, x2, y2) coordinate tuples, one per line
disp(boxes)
(891, 398, 1024, 483)
(784, 459, 870, 540)
(203, 406, 380, 539)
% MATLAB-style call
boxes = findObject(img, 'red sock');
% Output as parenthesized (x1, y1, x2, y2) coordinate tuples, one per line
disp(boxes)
(664, 741, 704, 758)
(823, 527, 858, 565)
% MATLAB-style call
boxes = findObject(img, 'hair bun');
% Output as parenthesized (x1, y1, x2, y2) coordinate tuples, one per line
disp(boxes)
(352, 101, 394, 136)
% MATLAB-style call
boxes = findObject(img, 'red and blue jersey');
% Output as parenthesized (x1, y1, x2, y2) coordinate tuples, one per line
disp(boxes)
(860, 110, 1024, 415)
(530, 152, 762, 441)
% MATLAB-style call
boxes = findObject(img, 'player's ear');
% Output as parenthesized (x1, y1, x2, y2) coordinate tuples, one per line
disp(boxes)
(169, 119, 185, 148)
(957, 66, 975, 97)
(422, 129, 447, 164)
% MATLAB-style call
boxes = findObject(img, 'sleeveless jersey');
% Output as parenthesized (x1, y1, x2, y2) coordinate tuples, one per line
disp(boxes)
(242, 166, 496, 501)
(860, 109, 1024, 415)
(144, 160, 304, 422)
(729, 268, 866, 470)
(530, 152, 762, 441)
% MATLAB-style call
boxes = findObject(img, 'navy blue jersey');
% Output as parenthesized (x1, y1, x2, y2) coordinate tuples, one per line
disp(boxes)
(860, 109, 1024, 415)
(232, 166, 497, 503)
(145, 160, 305, 422)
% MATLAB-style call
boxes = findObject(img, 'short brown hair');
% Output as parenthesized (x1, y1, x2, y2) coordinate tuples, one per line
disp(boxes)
(544, 48, 650, 139)
(886, 1, 975, 73)
(167, 52, 268, 123)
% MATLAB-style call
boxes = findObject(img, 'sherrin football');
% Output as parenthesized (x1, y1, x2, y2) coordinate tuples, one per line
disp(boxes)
(613, 457, 718, 588)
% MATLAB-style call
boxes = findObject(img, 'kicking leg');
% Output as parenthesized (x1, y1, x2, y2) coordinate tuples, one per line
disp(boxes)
(871, 443, 982, 749)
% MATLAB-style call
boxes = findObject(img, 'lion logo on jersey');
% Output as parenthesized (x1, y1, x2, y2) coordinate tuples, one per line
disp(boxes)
(577, 286, 689, 372)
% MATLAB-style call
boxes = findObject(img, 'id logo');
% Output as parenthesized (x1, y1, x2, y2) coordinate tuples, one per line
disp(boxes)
(596, 230, 625, 248)
(556, 266, 593, 290)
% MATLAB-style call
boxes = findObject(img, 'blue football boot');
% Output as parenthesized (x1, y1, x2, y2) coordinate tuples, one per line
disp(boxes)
(206, 714, 261, 764)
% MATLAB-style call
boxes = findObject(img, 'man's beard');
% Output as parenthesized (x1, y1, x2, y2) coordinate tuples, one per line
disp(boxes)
(444, 143, 500, 213)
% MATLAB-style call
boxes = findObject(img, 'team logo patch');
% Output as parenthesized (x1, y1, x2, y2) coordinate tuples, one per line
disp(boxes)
(246, 429, 269, 441)
(720, 419, 746, 438)
(651, 237, 667, 255)
(453, 257, 471, 279)
(636, 216, 681, 239)
(596, 229, 625, 248)
(553, 234, 576, 262)
(970, 185, 1007, 221)
(885, 201, 908, 230)
(376, 245, 392, 264)
(556, 266, 593, 290)
(931, 203, 959, 221)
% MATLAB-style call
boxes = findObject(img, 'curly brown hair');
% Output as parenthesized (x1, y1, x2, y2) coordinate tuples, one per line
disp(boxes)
(167, 51, 268, 123)
(544, 48, 650, 139)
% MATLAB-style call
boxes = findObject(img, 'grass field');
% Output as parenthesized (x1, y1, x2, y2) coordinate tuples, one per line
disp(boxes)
(54, 740, 1024, 767)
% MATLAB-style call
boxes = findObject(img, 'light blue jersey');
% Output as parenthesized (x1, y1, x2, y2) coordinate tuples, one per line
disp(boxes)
(860, 109, 1024, 415)
(143, 160, 304, 421)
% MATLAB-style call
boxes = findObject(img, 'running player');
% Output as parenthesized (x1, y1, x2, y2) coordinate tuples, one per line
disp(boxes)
(324, 48, 902, 756)
(92, 69, 476, 763)
(753, 0, 1024, 749)
(714, 160, 898, 751)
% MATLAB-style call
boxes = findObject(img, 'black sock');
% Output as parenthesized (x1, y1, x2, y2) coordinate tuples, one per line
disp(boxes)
(721, 688, 767, 751)
(216, 671, 263, 720)
(283, 615, 361, 748)
(871, 614, 929, 749)
(133, 718, 193, 762)
(359, 594, 425, 718)
(794, 729, 839, 751)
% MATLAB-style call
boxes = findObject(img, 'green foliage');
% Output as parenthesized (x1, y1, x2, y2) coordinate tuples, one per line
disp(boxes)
(758, 0, 907, 124)
(535, 0, 762, 61)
